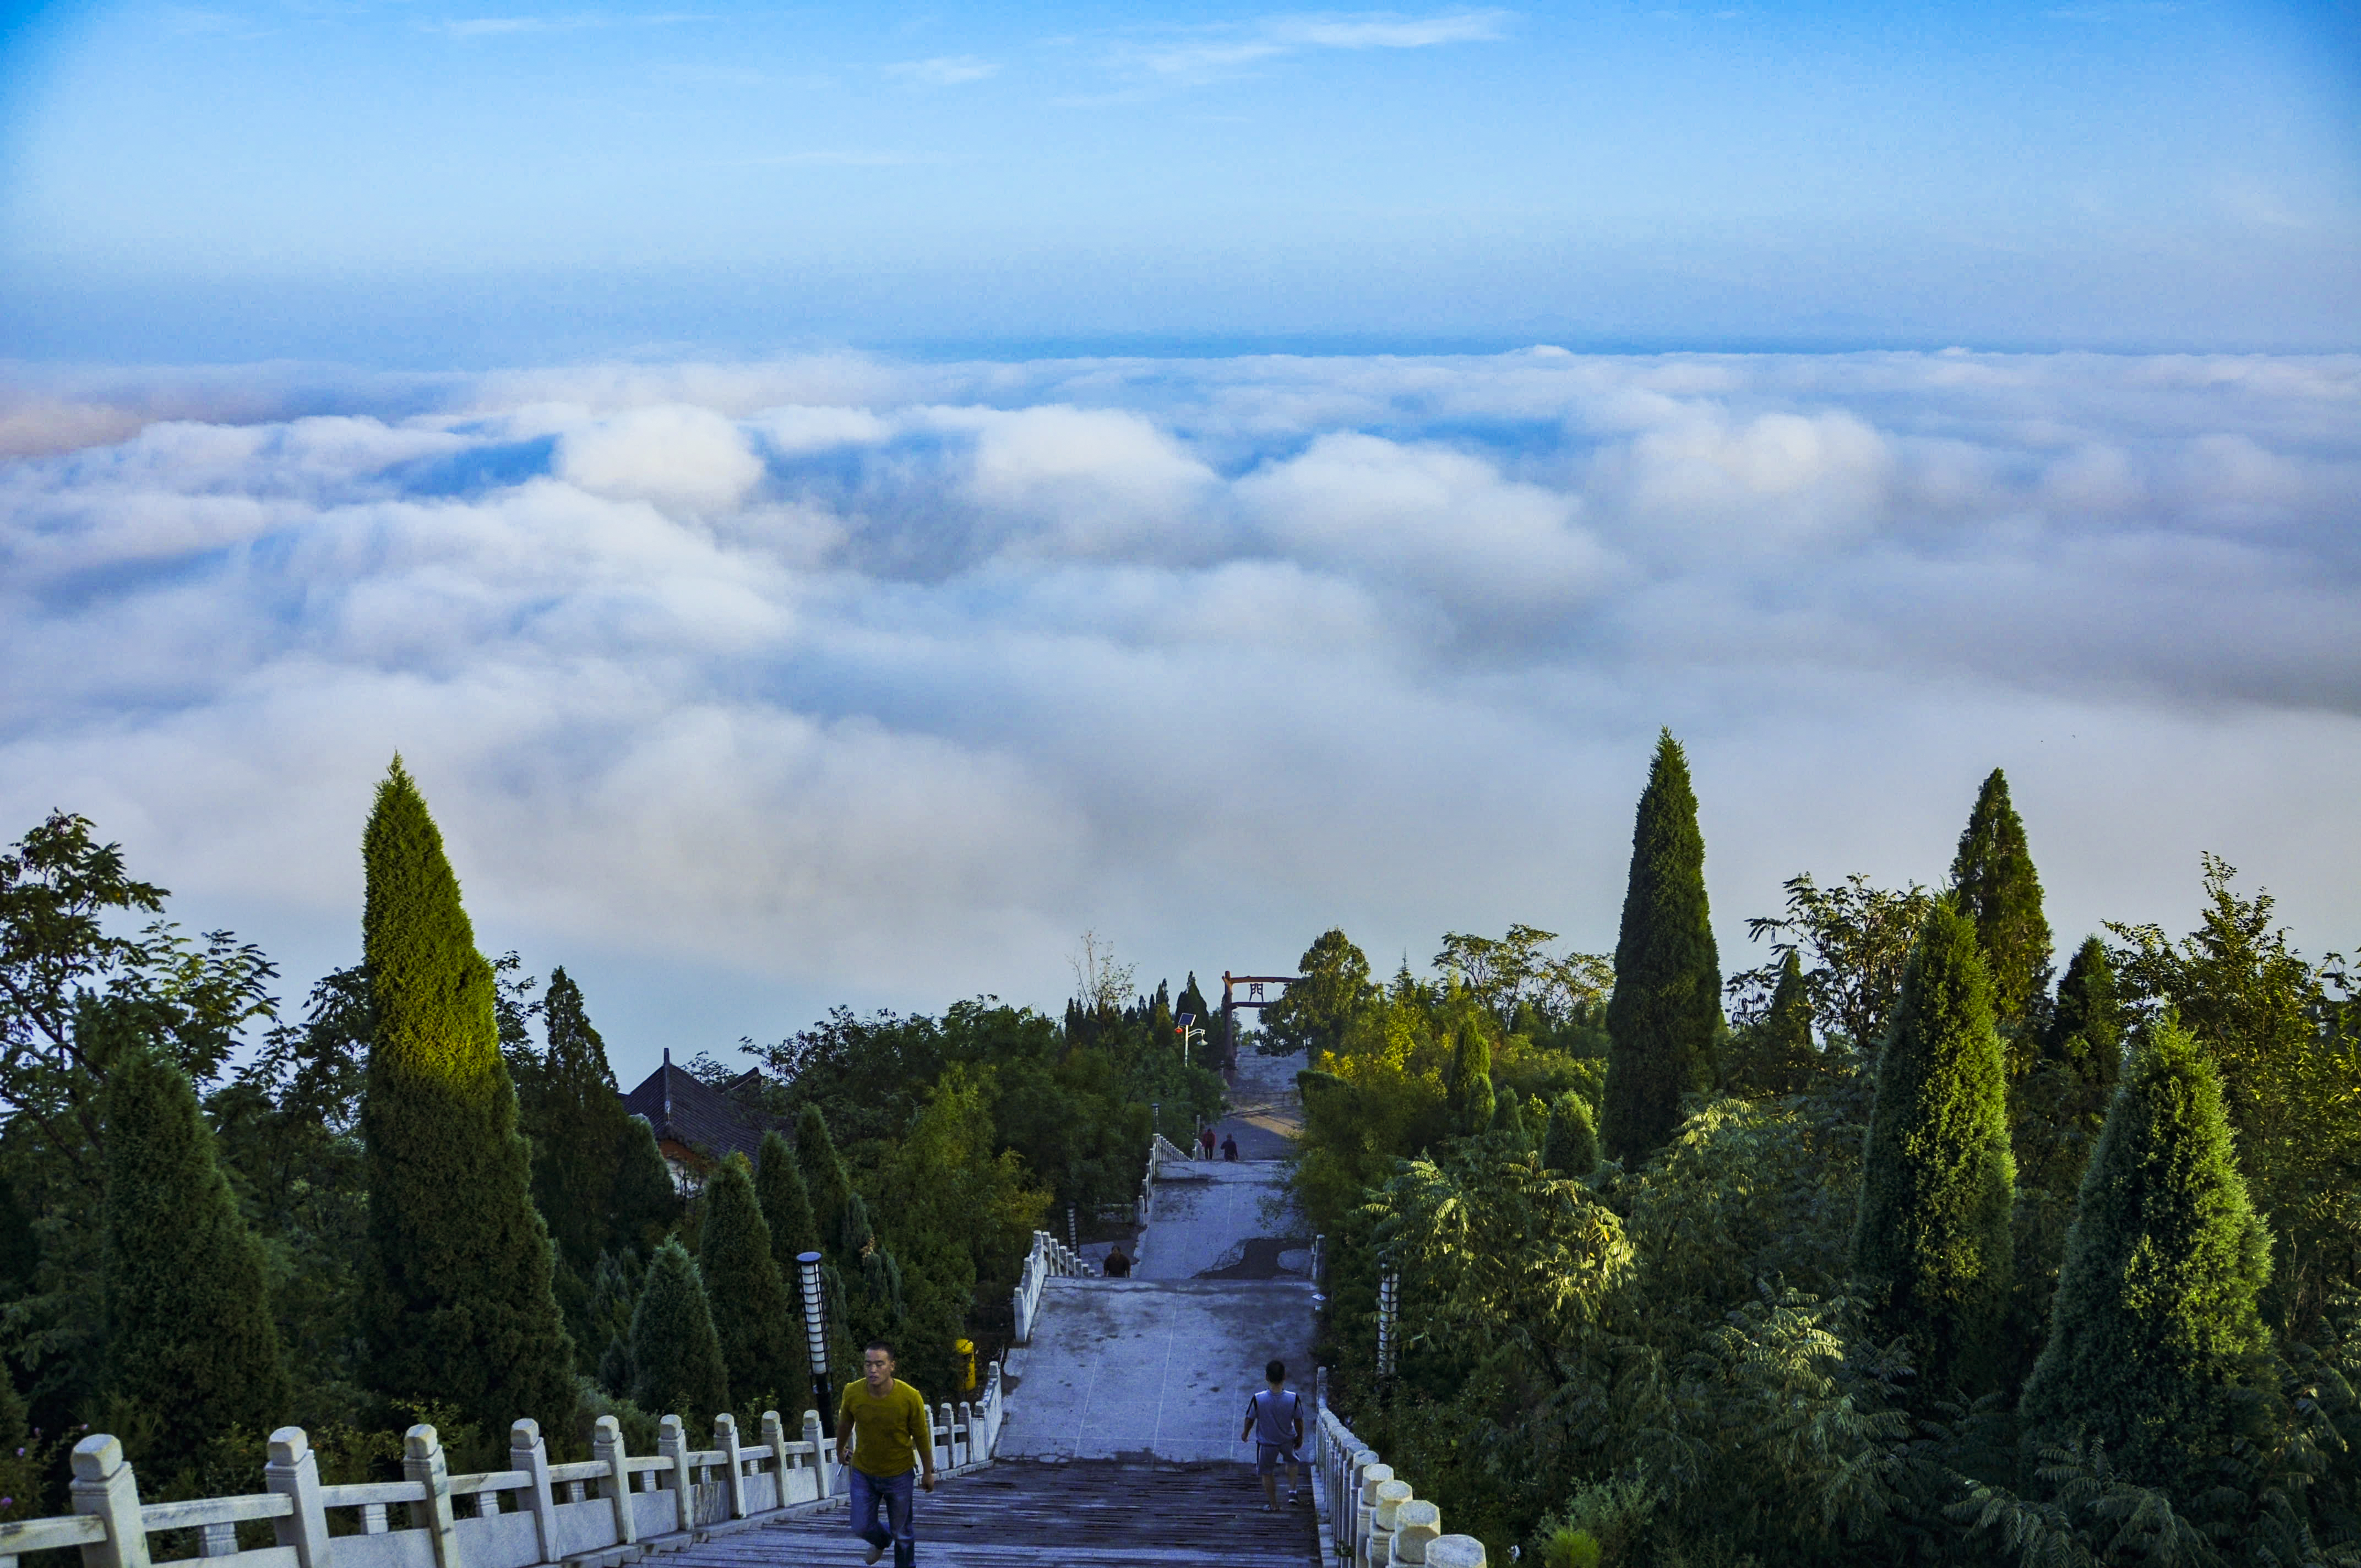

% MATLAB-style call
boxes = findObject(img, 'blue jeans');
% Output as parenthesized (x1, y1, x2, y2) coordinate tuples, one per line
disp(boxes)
(848, 1466, 915, 1568)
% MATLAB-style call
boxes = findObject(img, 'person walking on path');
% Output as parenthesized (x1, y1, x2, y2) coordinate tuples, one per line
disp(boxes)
(835, 1342, 937, 1567)
(1239, 1359, 1306, 1511)
(1199, 1125, 1216, 1160)
(1222, 1131, 1239, 1161)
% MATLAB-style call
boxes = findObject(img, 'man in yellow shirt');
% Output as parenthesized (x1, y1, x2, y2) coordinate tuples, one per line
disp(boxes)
(835, 1341, 936, 1567)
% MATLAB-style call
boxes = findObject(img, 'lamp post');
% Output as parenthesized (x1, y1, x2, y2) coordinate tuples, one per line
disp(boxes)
(796, 1250, 832, 1414)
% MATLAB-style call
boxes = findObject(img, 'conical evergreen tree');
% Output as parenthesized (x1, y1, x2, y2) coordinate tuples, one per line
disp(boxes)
(101, 1047, 290, 1453)
(609, 1114, 682, 1257)
(1542, 1093, 1599, 1176)
(526, 968, 633, 1280)
(628, 1238, 730, 1426)
(1949, 768, 2054, 1059)
(1445, 1019, 1495, 1136)
(698, 1155, 807, 1419)
(757, 1130, 822, 1273)
(1850, 900, 2015, 1390)
(795, 1105, 855, 1248)
(1491, 1083, 1528, 1146)
(1178, 973, 1211, 1028)
(586, 1250, 639, 1397)
(358, 758, 575, 1438)
(2042, 936, 2123, 1090)
(2020, 1018, 2272, 1488)
(1729, 951, 1818, 1097)
(1602, 730, 1723, 1163)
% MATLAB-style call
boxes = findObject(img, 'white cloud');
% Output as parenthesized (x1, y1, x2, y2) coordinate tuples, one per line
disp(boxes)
(552, 404, 765, 513)
(884, 56, 1002, 85)
(3, 348, 2357, 1076)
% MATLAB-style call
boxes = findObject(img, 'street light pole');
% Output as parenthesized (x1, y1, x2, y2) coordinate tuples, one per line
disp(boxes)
(796, 1250, 832, 1416)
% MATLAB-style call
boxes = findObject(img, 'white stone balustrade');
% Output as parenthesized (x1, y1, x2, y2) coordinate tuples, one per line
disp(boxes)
(1310, 1369, 1482, 1568)
(1011, 1227, 1087, 1343)
(0, 1382, 1011, 1568)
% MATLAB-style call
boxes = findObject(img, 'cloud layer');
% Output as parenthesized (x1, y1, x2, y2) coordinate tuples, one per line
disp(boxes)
(3, 350, 2355, 1071)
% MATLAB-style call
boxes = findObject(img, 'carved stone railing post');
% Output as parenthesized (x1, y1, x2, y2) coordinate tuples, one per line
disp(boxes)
(1354, 1462, 1393, 1568)
(402, 1425, 460, 1568)
(69, 1434, 150, 1568)
(1367, 1479, 1412, 1568)
(956, 1402, 974, 1467)
(760, 1412, 790, 1506)
(263, 1427, 329, 1568)
(803, 1411, 832, 1499)
(656, 1415, 693, 1534)
(1426, 1537, 1484, 1567)
(1390, 1501, 1441, 1565)
(712, 1413, 747, 1521)
(509, 1419, 558, 1564)
(593, 1414, 638, 1548)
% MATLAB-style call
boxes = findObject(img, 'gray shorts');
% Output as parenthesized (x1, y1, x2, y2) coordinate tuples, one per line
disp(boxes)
(1255, 1442, 1301, 1475)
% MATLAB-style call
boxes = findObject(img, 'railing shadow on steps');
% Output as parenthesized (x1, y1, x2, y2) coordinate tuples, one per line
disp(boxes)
(1310, 1368, 1488, 1568)
(0, 1368, 1012, 1568)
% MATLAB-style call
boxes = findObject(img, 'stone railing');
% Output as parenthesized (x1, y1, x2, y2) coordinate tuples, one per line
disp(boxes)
(1311, 1370, 1486, 1568)
(0, 1389, 1013, 1568)
(1010, 1228, 1083, 1344)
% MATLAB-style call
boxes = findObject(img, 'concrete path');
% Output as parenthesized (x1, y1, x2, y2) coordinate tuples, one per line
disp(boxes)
(995, 1278, 1316, 1462)
(998, 1049, 1318, 1467)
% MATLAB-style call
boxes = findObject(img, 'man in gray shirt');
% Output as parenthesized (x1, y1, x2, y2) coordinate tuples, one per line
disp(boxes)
(1239, 1359, 1305, 1511)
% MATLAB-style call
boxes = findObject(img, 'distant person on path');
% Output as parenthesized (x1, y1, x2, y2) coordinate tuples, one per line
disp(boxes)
(1239, 1359, 1305, 1511)
(1199, 1125, 1217, 1159)
(1222, 1131, 1239, 1161)
(1103, 1246, 1132, 1277)
(835, 1341, 937, 1567)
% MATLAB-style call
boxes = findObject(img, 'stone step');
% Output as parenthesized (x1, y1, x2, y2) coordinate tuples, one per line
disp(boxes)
(676, 1461, 1321, 1568)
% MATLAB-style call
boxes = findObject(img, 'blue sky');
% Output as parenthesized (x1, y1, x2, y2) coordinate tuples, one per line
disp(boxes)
(1, 4, 2357, 1084)
(3, 0, 2356, 360)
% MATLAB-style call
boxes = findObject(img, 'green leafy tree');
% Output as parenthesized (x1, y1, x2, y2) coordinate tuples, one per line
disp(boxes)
(357, 759, 575, 1439)
(2019, 1018, 2273, 1490)
(628, 1238, 729, 1426)
(1492, 1082, 1528, 1146)
(1541, 1092, 1598, 1176)
(1602, 731, 1723, 1163)
(1259, 929, 1376, 1059)
(696, 1155, 806, 1419)
(101, 1047, 290, 1457)
(1849, 899, 2015, 1390)
(1435, 926, 1612, 1036)
(1726, 872, 1933, 1059)
(1949, 767, 2054, 1054)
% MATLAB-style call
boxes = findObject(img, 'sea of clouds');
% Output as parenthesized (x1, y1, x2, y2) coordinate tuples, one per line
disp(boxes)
(3, 350, 2355, 1064)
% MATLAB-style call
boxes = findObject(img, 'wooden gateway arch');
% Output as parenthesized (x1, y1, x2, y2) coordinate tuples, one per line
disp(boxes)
(1217, 971, 1302, 1072)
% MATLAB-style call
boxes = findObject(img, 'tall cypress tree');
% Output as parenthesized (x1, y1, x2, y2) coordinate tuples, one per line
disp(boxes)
(609, 1114, 682, 1256)
(628, 1238, 730, 1427)
(757, 1130, 822, 1272)
(795, 1105, 855, 1249)
(2042, 936, 2123, 1090)
(526, 968, 633, 1281)
(698, 1155, 807, 1419)
(101, 1047, 290, 1454)
(1602, 730, 1723, 1163)
(2020, 1018, 2272, 1489)
(1446, 1017, 1495, 1136)
(1542, 1092, 1599, 1176)
(586, 1250, 639, 1397)
(1729, 950, 1818, 1098)
(1850, 900, 2015, 1390)
(1949, 768, 2054, 1058)
(359, 759, 575, 1438)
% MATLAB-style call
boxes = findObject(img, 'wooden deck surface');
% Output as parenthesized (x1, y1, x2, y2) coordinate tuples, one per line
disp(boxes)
(665, 1460, 1320, 1567)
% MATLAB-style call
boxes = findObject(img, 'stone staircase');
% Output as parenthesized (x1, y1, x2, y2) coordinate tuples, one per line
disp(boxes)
(678, 1459, 1321, 1567)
